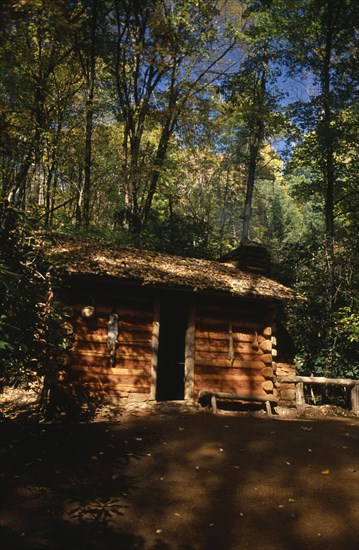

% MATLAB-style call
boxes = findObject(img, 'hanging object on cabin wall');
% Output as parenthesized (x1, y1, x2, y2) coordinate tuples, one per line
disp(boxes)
(108, 313, 119, 367)
(81, 306, 95, 319)
(63, 307, 75, 318)
(228, 322, 235, 366)
(252, 330, 259, 351)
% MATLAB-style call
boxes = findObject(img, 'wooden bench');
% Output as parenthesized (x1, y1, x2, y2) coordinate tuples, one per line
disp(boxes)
(199, 391, 278, 417)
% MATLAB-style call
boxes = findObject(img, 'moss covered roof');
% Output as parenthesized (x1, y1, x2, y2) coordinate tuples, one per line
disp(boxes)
(45, 235, 295, 301)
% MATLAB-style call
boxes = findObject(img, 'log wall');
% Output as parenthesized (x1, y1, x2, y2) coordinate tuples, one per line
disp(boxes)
(193, 299, 276, 399)
(63, 288, 154, 401)
(61, 279, 283, 405)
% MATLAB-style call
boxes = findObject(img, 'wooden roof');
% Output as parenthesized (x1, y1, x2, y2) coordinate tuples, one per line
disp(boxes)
(45, 235, 295, 301)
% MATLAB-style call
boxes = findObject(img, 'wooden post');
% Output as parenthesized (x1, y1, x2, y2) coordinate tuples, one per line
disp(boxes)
(150, 299, 160, 400)
(296, 382, 305, 406)
(265, 400, 272, 417)
(184, 299, 196, 401)
(211, 394, 218, 414)
(351, 384, 359, 415)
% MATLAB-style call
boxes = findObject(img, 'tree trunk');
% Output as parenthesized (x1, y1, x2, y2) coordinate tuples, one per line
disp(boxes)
(241, 47, 268, 242)
(82, 0, 97, 228)
(242, 139, 261, 241)
(321, 0, 336, 305)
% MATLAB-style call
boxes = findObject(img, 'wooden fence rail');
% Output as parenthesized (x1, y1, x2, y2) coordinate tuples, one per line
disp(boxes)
(277, 376, 359, 414)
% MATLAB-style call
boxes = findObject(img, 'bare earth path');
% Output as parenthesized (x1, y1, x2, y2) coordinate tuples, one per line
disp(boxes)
(0, 406, 358, 550)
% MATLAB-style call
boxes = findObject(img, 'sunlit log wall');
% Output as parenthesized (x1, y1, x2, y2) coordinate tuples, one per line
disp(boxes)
(62, 280, 154, 401)
(193, 297, 277, 400)
(61, 278, 284, 404)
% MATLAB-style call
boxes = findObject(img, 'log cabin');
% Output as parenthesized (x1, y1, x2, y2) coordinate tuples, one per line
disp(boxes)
(47, 236, 296, 409)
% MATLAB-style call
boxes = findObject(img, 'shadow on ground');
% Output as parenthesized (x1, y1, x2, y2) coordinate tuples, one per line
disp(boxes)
(0, 409, 358, 549)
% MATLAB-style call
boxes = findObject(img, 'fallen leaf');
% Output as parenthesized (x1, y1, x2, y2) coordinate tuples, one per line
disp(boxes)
(321, 469, 330, 475)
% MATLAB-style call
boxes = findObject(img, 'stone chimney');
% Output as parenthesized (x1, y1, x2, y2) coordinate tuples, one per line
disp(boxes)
(218, 240, 271, 276)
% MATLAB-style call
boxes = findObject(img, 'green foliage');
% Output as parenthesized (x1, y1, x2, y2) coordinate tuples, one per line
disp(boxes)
(337, 307, 359, 344)
(0, 201, 71, 393)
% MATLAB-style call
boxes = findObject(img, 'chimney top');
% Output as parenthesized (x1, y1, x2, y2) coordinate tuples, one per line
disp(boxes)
(218, 240, 270, 276)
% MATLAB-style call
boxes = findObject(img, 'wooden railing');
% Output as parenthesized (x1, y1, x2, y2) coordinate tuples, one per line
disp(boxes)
(277, 376, 359, 414)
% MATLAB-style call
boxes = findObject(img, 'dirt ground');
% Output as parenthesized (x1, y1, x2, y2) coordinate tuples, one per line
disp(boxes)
(0, 400, 358, 550)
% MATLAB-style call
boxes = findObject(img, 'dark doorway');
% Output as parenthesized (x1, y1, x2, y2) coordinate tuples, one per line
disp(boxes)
(156, 295, 188, 401)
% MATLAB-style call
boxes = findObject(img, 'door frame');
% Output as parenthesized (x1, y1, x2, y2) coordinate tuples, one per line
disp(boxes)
(150, 295, 195, 401)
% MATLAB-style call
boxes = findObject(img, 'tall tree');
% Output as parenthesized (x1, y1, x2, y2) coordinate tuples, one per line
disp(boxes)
(280, 0, 359, 303)
(223, 0, 284, 242)
(0, 1, 79, 208)
(108, 0, 233, 235)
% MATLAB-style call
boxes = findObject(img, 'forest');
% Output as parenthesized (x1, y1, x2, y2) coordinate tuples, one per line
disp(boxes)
(0, 0, 358, 394)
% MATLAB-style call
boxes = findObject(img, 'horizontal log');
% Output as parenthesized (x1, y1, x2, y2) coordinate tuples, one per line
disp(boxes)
(195, 330, 268, 343)
(71, 348, 152, 362)
(69, 373, 150, 385)
(73, 324, 152, 337)
(277, 376, 359, 386)
(194, 374, 265, 382)
(196, 319, 266, 331)
(71, 303, 153, 315)
(72, 382, 150, 393)
(74, 332, 152, 344)
(196, 302, 267, 317)
(69, 354, 152, 368)
(195, 341, 265, 354)
(74, 319, 153, 331)
(72, 343, 152, 355)
(198, 391, 278, 403)
(71, 367, 149, 376)
(195, 365, 270, 377)
(194, 359, 266, 369)
(73, 312, 151, 324)
(194, 352, 268, 365)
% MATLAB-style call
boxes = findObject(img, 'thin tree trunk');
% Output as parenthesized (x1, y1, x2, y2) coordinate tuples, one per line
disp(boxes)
(321, 0, 335, 305)
(242, 139, 261, 241)
(82, 0, 97, 228)
(241, 48, 268, 242)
